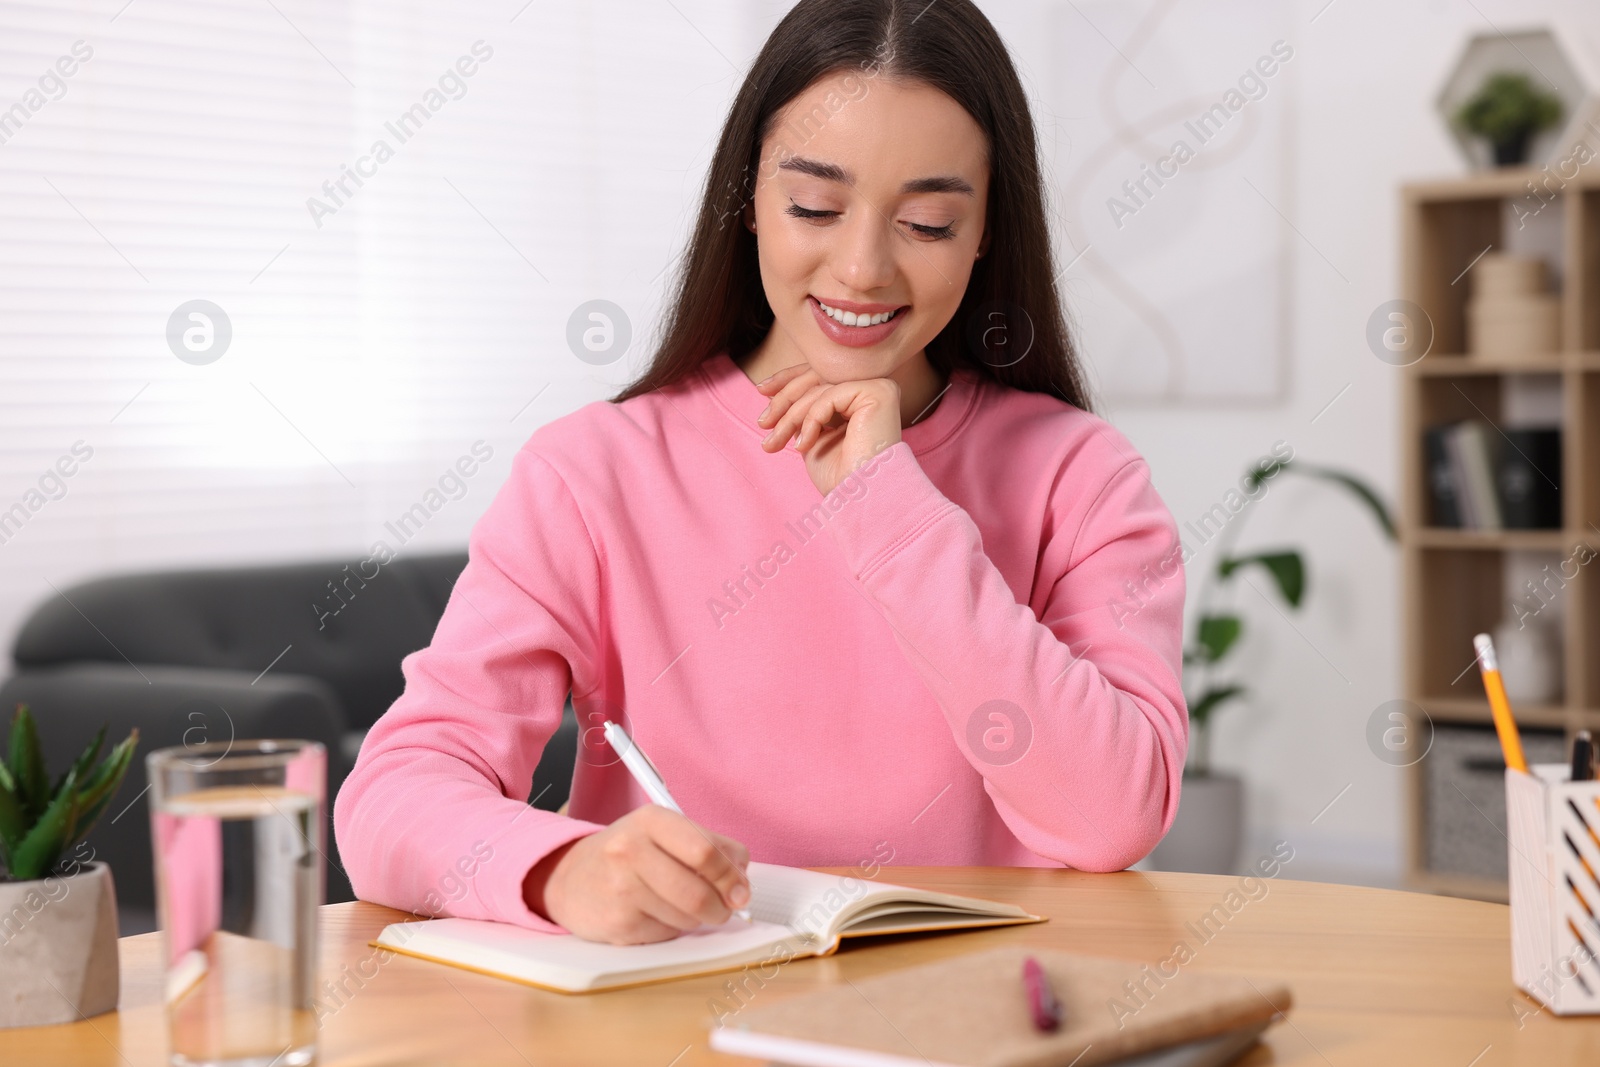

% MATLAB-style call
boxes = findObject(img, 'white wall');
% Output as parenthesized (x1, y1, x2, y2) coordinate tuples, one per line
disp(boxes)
(1092, 0, 1600, 884)
(4, 0, 1597, 887)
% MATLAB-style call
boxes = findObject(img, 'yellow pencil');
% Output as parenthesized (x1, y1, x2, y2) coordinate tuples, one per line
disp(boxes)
(1474, 633, 1527, 773)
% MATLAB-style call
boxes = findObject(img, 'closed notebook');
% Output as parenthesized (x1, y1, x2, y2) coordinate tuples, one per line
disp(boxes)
(371, 862, 1041, 993)
(708, 946, 1292, 1067)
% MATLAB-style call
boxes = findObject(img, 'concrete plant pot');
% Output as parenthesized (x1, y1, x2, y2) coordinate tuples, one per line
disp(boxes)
(0, 860, 120, 1027)
(1147, 773, 1244, 875)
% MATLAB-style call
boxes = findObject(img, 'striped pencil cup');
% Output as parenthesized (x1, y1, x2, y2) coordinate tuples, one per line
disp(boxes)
(1506, 764, 1600, 1014)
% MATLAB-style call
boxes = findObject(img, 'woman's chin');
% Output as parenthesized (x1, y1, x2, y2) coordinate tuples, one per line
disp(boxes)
(799, 348, 899, 384)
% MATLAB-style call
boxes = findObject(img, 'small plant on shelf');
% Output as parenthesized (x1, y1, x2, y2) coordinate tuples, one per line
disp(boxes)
(1454, 72, 1563, 167)
(1184, 458, 1396, 776)
(0, 704, 138, 882)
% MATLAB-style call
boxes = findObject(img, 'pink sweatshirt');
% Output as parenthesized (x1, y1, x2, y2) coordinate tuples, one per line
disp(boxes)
(334, 351, 1188, 932)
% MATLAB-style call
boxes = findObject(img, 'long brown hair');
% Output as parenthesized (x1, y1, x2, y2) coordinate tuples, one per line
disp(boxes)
(611, 0, 1093, 413)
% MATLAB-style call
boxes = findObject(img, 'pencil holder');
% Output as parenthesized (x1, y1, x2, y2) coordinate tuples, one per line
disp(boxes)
(1506, 764, 1600, 1014)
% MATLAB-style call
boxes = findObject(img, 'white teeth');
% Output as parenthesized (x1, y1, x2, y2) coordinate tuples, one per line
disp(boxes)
(817, 300, 898, 327)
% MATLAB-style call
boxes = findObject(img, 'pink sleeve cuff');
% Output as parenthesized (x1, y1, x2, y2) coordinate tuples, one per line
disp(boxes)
(819, 442, 959, 581)
(468, 804, 607, 932)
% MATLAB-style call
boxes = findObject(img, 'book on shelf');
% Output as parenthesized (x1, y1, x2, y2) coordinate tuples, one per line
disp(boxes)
(1422, 421, 1561, 531)
(1498, 428, 1562, 529)
(1450, 421, 1502, 529)
(1422, 423, 1464, 527)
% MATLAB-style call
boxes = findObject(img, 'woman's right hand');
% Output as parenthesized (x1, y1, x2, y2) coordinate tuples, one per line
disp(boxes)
(522, 805, 752, 944)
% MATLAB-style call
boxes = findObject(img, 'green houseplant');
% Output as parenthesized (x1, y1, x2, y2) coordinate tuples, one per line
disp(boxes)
(1454, 72, 1563, 167)
(1149, 455, 1394, 875)
(1184, 457, 1396, 771)
(1, 705, 138, 1029)
(1, 706, 139, 882)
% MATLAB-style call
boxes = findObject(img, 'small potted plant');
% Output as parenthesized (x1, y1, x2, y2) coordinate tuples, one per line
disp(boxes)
(1454, 72, 1563, 167)
(1148, 456, 1394, 874)
(0, 705, 138, 1028)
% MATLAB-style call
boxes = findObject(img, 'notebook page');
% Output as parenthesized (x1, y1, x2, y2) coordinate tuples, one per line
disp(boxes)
(747, 863, 833, 924)
(379, 914, 792, 991)
(746, 862, 873, 937)
(745, 863, 1013, 939)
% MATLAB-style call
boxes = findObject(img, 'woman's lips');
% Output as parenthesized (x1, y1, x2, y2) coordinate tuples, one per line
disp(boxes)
(808, 296, 908, 348)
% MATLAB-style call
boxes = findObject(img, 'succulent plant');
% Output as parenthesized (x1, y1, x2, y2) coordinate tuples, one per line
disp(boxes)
(0, 704, 138, 882)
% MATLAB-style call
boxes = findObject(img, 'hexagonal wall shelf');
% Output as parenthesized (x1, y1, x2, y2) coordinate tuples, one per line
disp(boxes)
(1435, 25, 1600, 171)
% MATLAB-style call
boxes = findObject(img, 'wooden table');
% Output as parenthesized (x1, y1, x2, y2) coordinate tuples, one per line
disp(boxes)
(7, 868, 1600, 1066)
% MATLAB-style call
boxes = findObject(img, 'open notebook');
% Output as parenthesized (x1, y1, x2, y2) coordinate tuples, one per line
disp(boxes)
(371, 861, 1041, 992)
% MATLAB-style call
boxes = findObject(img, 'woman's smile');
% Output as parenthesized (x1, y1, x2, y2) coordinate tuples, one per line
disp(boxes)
(807, 295, 910, 348)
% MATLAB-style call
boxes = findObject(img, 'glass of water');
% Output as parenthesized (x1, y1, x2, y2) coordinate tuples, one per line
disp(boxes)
(148, 740, 324, 1067)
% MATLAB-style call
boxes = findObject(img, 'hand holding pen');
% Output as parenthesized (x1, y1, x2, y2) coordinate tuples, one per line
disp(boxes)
(604, 720, 752, 922)
(519, 722, 752, 944)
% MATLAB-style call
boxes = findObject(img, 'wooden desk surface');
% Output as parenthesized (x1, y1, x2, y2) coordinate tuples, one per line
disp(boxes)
(6, 867, 1599, 1066)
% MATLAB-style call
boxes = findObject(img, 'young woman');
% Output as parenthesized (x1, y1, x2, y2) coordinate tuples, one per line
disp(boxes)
(335, 0, 1187, 946)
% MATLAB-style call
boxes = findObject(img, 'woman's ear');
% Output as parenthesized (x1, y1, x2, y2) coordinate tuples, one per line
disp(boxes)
(975, 227, 989, 259)
(743, 200, 756, 234)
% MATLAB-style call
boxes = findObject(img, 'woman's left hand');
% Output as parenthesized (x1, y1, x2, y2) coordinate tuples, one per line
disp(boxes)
(755, 362, 901, 496)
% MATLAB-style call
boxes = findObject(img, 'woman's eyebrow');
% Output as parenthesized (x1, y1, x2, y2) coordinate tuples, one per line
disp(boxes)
(776, 155, 974, 196)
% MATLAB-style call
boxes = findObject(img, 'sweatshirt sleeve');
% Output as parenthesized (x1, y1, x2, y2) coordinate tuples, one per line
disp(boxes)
(333, 445, 608, 931)
(822, 439, 1188, 871)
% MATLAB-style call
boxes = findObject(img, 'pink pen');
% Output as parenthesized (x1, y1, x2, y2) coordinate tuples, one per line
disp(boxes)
(1022, 955, 1063, 1032)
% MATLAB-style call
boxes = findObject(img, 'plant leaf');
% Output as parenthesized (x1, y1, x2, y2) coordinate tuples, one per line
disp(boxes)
(7, 766, 78, 881)
(1221, 551, 1305, 607)
(1196, 615, 1243, 664)
(1189, 685, 1245, 726)
(76, 729, 138, 802)
(1243, 457, 1290, 492)
(8, 705, 49, 819)
(69, 731, 139, 845)
(0, 774, 25, 864)
(1297, 465, 1397, 541)
(53, 725, 105, 802)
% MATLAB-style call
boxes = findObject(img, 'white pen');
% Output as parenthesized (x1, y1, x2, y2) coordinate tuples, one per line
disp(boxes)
(601, 720, 751, 922)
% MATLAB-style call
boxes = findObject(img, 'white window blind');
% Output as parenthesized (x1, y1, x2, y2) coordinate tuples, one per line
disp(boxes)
(0, 0, 755, 658)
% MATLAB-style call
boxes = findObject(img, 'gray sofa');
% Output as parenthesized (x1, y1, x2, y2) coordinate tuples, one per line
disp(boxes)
(0, 550, 579, 933)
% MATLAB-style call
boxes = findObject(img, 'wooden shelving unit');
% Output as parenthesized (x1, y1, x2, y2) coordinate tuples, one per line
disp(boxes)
(1401, 164, 1600, 903)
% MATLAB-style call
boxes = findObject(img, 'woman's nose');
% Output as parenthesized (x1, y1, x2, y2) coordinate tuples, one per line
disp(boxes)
(831, 207, 898, 293)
